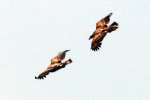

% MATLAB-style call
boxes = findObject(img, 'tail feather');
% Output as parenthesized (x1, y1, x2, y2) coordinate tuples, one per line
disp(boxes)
(107, 22, 118, 33)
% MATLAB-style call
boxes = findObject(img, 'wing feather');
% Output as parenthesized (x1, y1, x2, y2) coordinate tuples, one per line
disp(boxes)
(35, 59, 72, 79)
(96, 13, 112, 29)
(91, 31, 107, 51)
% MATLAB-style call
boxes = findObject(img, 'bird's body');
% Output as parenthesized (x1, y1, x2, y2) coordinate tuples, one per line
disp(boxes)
(35, 50, 72, 79)
(89, 13, 119, 51)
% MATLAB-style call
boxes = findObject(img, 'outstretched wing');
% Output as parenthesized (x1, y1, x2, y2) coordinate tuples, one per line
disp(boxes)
(51, 56, 62, 64)
(50, 50, 70, 64)
(35, 59, 72, 79)
(96, 13, 112, 29)
(91, 31, 107, 51)
(107, 22, 119, 33)
(35, 69, 51, 79)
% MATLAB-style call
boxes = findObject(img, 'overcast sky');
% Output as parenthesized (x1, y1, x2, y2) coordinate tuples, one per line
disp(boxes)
(1, 0, 150, 100)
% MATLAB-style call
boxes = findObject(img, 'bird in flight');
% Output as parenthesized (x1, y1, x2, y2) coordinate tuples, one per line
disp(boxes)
(89, 13, 119, 51)
(35, 50, 72, 79)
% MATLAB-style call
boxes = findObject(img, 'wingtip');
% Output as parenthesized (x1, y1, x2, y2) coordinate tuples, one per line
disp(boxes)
(68, 59, 72, 63)
(64, 50, 70, 53)
(109, 12, 113, 16)
(89, 36, 93, 40)
(35, 76, 44, 80)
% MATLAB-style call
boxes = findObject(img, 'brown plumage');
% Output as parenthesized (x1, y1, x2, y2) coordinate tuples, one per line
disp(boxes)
(51, 50, 70, 64)
(89, 13, 119, 51)
(35, 50, 72, 79)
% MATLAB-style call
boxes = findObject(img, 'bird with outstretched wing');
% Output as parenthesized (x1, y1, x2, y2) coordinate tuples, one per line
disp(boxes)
(35, 50, 72, 79)
(89, 13, 119, 51)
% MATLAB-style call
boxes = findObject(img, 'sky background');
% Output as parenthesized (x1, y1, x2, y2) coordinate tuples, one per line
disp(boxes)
(1, 0, 150, 100)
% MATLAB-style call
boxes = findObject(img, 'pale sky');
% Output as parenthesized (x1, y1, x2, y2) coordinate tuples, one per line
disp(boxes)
(1, 0, 150, 100)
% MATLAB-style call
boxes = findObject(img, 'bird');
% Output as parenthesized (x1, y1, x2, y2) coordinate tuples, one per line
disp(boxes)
(89, 13, 119, 51)
(35, 50, 72, 79)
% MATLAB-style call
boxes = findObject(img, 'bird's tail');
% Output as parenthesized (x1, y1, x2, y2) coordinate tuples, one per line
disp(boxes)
(107, 22, 119, 33)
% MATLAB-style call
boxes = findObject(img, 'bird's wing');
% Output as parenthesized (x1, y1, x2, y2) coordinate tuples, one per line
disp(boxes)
(35, 59, 72, 79)
(96, 19, 106, 29)
(51, 56, 62, 64)
(35, 64, 58, 79)
(35, 63, 61, 79)
(96, 13, 112, 29)
(107, 22, 119, 33)
(91, 31, 107, 51)
(51, 50, 69, 64)
(35, 69, 51, 79)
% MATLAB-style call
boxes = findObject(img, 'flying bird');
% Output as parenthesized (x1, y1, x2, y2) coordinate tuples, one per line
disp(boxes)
(35, 50, 72, 79)
(89, 13, 119, 51)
